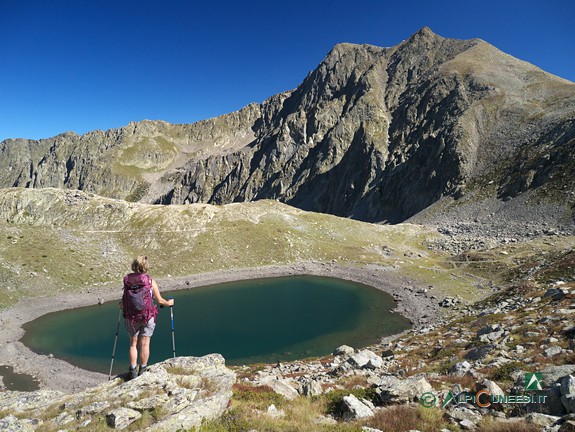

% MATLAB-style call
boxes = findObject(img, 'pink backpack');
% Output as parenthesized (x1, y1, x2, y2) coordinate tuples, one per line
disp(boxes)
(122, 273, 158, 324)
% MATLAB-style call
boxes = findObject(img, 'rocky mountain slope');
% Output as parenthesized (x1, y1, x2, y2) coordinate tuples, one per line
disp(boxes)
(2, 27, 573, 226)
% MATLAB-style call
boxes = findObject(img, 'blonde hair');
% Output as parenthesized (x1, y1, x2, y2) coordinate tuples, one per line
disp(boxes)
(131, 256, 149, 274)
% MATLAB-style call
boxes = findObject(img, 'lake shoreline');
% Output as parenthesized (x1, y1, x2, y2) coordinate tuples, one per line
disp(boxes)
(0, 262, 440, 393)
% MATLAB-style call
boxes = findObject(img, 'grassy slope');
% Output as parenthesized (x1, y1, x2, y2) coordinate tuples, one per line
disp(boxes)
(2, 187, 572, 311)
(3, 187, 574, 432)
(0, 187, 493, 310)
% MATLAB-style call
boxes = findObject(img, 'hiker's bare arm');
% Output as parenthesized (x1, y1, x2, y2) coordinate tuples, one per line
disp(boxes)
(152, 279, 174, 307)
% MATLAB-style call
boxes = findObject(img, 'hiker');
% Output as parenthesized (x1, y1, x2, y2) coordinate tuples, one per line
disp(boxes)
(121, 255, 174, 380)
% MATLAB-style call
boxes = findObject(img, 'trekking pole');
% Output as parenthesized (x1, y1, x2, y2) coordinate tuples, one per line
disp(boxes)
(169, 297, 176, 358)
(108, 308, 122, 380)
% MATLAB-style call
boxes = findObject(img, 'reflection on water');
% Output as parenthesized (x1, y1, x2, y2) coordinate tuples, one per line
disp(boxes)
(22, 276, 410, 375)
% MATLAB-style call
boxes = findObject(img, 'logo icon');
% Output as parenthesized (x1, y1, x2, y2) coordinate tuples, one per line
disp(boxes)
(442, 390, 455, 408)
(419, 392, 437, 408)
(525, 372, 543, 391)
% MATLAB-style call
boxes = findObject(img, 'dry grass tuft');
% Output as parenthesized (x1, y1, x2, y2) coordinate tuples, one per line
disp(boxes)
(434, 374, 477, 390)
(231, 383, 286, 409)
(366, 405, 452, 432)
(340, 375, 370, 389)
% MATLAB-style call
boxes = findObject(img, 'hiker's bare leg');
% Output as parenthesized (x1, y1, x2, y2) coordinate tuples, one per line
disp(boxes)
(139, 336, 151, 365)
(129, 335, 139, 367)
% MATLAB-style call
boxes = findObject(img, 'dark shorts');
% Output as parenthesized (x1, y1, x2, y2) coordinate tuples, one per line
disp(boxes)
(125, 317, 156, 337)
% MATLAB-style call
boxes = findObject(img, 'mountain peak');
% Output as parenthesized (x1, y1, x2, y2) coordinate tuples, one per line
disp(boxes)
(402, 26, 443, 46)
(1, 29, 573, 228)
(414, 26, 436, 37)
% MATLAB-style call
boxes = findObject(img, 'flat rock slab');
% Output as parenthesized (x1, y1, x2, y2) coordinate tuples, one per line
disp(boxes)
(0, 355, 235, 431)
(106, 407, 142, 430)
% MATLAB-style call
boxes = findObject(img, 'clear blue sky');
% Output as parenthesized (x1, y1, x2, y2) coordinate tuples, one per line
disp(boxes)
(1, 0, 573, 142)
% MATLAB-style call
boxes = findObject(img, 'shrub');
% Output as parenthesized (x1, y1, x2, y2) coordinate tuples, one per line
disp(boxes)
(232, 383, 286, 408)
(488, 361, 523, 382)
(340, 375, 369, 389)
(197, 408, 252, 432)
(366, 405, 453, 432)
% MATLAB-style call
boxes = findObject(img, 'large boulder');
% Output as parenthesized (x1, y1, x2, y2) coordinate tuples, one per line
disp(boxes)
(448, 361, 473, 377)
(465, 344, 495, 361)
(262, 378, 300, 400)
(513, 367, 575, 415)
(334, 345, 355, 356)
(144, 355, 235, 431)
(341, 394, 375, 420)
(476, 379, 505, 399)
(299, 379, 323, 397)
(543, 288, 566, 301)
(561, 375, 575, 413)
(0, 355, 235, 431)
(375, 375, 434, 404)
(106, 408, 141, 430)
(541, 365, 575, 387)
(347, 350, 383, 369)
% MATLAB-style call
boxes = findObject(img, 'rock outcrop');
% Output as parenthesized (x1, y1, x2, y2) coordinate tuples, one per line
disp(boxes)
(1, 27, 573, 226)
(0, 354, 235, 431)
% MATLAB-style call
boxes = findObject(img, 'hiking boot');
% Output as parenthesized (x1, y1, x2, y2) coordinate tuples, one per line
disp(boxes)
(138, 365, 147, 376)
(128, 366, 138, 380)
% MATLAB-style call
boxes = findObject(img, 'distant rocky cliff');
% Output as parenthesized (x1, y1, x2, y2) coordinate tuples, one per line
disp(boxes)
(2, 27, 574, 224)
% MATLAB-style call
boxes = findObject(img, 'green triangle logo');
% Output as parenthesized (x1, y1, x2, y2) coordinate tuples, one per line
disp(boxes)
(525, 372, 543, 390)
(442, 391, 455, 408)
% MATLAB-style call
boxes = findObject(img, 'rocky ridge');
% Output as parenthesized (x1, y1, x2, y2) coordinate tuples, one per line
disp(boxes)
(1, 27, 574, 227)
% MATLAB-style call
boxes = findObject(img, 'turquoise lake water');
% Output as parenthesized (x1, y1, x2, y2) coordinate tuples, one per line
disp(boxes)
(21, 276, 410, 375)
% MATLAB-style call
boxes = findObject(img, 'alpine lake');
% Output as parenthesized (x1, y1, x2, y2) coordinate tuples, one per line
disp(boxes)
(21, 276, 410, 375)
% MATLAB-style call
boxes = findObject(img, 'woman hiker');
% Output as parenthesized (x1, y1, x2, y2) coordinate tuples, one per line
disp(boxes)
(121, 256, 174, 380)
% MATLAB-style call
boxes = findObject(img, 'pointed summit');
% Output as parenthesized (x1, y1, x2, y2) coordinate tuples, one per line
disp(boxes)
(403, 26, 443, 46)
(414, 26, 436, 37)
